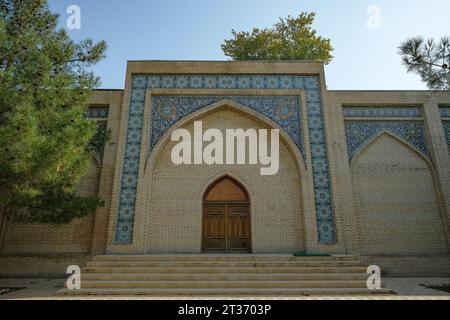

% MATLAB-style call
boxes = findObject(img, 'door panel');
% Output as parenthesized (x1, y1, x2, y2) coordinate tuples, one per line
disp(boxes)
(203, 204, 226, 251)
(227, 204, 250, 252)
(203, 203, 250, 253)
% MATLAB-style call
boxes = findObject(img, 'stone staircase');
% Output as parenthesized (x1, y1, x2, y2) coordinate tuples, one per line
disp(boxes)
(57, 255, 395, 296)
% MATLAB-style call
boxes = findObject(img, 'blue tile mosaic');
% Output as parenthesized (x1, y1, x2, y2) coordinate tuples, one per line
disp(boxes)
(442, 121, 450, 154)
(345, 121, 428, 159)
(439, 106, 450, 118)
(114, 74, 336, 243)
(441, 107, 450, 153)
(86, 106, 109, 119)
(86, 107, 109, 160)
(150, 96, 304, 154)
(343, 106, 422, 118)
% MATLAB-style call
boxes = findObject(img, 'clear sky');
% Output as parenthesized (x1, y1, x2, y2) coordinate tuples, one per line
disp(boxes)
(48, 0, 450, 90)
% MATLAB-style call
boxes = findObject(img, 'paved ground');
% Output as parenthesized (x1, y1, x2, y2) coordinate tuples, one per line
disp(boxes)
(0, 278, 449, 300)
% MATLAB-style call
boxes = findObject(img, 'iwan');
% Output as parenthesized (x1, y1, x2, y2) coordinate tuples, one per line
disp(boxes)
(171, 121, 280, 176)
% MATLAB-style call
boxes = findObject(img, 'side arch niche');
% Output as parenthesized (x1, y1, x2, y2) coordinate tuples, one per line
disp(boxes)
(350, 133, 447, 255)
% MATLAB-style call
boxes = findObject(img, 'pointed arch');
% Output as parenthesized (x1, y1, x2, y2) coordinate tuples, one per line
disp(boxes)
(145, 98, 306, 174)
(203, 175, 249, 202)
(350, 130, 447, 255)
(198, 172, 254, 204)
(350, 130, 432, 168)
(141, 99, 306, 253)
(202, 175, 251, 253)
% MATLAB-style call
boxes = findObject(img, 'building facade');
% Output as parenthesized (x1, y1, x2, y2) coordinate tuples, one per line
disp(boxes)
(1, 61, 449, 276)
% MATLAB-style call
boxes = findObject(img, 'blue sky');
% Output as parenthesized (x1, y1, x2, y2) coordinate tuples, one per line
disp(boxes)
(48, 0, 450, 90)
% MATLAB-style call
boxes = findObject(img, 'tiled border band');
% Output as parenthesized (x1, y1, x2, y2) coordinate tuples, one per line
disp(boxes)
(114, 75, 335, 243)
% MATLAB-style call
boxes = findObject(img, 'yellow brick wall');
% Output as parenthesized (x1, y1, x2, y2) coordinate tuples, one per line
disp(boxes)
(0, 156, 100, 254)
(145, 108, 304, 253)
(351, 133, 447, 255)
(1, 63, 449, 277)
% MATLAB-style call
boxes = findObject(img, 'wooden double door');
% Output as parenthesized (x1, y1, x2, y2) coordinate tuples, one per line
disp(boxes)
(202, 177, 251, 253)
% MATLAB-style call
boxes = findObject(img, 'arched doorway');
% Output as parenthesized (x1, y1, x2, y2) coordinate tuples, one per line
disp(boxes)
(202, 177, 251, 253)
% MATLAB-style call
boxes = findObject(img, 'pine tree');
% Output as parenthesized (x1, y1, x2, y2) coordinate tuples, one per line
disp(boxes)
(0, 0, 107, 224)
(399, 37, 450, 90)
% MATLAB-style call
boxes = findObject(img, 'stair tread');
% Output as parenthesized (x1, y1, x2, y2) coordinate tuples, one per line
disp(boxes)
(81, 273, 368, 276)
(57, 287, 393, 295)
(59, 255, 394, 296)
(80, 280, 369, 283)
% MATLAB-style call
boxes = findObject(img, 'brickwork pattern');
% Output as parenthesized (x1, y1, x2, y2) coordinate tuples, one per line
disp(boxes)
(351, 134, 447, 255)
(1, 63, 449, 277)
(0, 157, 100, 254)
(146, 108, 304, 253)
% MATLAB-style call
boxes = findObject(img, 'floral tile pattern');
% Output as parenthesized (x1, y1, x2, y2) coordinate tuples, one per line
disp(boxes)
(86, 106, 109, 119)
(443, 122, 450, 154)
(150, 96, 303, 154)
(114, 74, 336, 244)
(86, 107, 109, 160)
(440, 106, 450, 154)
(343, 106, 422, 118)
(439, 106, 450, 118)
(345, 121, 428, 159)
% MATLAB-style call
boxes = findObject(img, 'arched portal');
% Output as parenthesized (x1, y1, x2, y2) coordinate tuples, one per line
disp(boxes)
(143, 105, 305, 254)
(202, 176, 251, 253)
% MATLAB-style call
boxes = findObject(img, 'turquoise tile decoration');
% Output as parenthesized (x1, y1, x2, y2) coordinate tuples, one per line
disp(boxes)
(345, 121, 428, 159)
(86, 106, 109, 160)
(86, 106, 109, 119)
(150, 95, 304, 154)
(343, 106, 422, 118)
(443, 122, 450, 154)
(114, 74, 336, 243)
(439, 106, 450, 118)
(440, 106, 450, 154)
(343, 107, 428, 160)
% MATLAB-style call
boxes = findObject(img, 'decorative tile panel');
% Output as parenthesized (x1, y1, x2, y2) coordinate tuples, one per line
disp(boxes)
(441, 107, 450, 154)
(439, 106, 450, 118)
(343, 106, 422, 118)
(86, 106, 109, 119)
(345, 121, 428, 159)
(86, 107, 109, 160)
(150, 96, 304, 154)
(443, 122, 450, 154)
(114, 74, 336, 243)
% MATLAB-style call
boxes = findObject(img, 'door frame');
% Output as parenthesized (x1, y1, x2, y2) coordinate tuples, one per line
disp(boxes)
(201, 177, 252, 253)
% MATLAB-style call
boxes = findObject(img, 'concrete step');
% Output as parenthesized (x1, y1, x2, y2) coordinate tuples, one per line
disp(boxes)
(80, 273, 369, 281)
(91, 255, 359, 262)
(58, 255, 394, 296)
(77, 280, 373, 289)
(82, 266, 368, 274)
(86, 261, 365, 268)
(57, 287, 394, 296)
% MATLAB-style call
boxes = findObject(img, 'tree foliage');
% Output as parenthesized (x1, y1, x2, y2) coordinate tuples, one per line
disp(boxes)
(399, 36, 450, 90)
(221, 12, 333, 64)
(0, 0, 107, 224)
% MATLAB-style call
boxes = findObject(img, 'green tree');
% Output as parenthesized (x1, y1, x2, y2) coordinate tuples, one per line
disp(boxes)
(0, 0, 107, 224)
(399, 36, 450, 90)
(221, 12, 333, 64)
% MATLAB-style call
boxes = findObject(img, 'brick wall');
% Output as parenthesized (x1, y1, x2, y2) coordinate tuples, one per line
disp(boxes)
(0, 157, 100, 254)
(351, 134, 447, 255)
(145, 108, 304, 253)
(1, 63, 449, 277)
